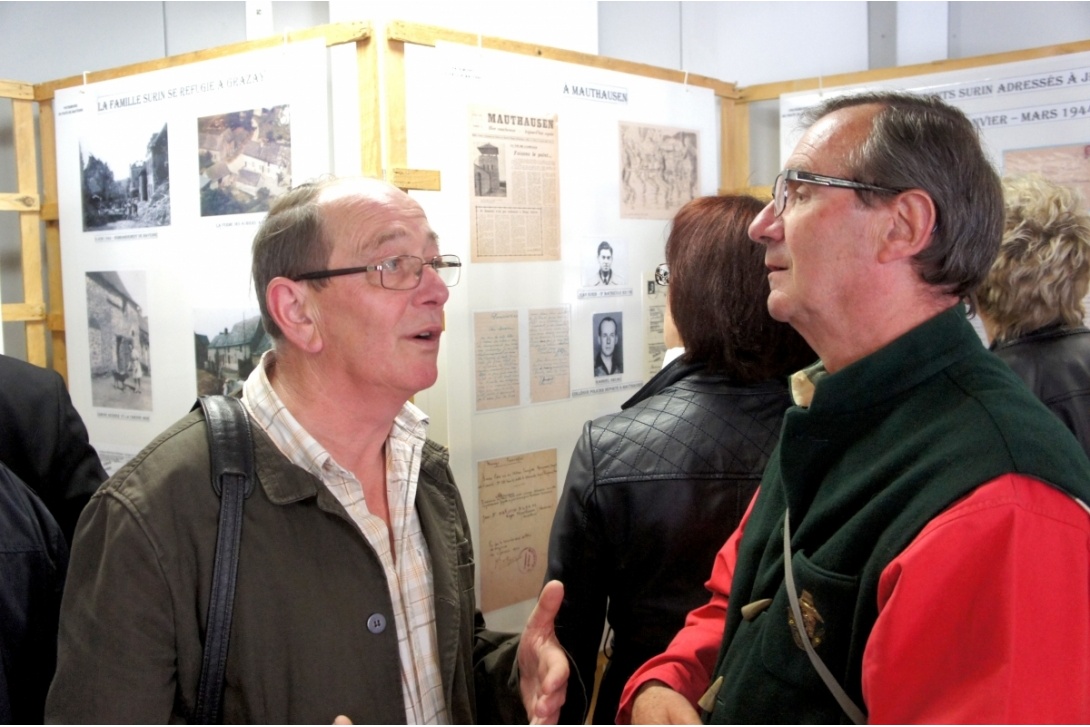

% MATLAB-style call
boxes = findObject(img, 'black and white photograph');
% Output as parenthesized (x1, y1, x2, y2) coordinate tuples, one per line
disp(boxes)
(473, 140, 507, 197)
(591, 311, 624, 378)
(85, 270, 151, 411)
(584, 239, 626, 288)
(198, 105, 292, 217)
(193, 308, 270, 397)
(80, 122, 170, 232)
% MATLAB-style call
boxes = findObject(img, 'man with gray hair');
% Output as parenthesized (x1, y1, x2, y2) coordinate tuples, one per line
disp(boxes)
(619, 92, 1090, 723)
(48, 176, 568, 724)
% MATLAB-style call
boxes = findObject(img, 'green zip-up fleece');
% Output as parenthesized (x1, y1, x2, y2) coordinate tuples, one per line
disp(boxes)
(706, 307, 1090, 724)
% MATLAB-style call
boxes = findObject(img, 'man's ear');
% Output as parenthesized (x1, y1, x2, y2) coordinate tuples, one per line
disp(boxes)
(877, 189, 937, 264)
(266, 277, 323, 353)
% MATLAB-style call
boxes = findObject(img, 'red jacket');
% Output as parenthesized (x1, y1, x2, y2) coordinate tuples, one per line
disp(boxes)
(618, 474, 1090, 723)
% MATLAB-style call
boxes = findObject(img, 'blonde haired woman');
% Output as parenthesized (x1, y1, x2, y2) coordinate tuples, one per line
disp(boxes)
(977, 174, 1090, 455)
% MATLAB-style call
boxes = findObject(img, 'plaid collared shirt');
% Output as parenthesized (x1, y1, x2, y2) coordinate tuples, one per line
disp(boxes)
(242, 351, 449, 723)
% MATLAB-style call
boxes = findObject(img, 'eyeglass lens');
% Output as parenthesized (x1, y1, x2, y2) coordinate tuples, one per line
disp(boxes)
(381, 255, 461, 290)
(773, 173, 787, 216)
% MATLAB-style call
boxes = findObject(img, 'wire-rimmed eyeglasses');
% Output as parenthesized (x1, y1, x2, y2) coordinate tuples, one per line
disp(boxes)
(772, 169, 902, 217)
(290, 254, 462, 290)
(654, 263, 669, 286)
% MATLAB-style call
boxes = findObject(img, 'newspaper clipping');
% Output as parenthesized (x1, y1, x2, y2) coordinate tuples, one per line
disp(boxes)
(469, 106, 560, 262)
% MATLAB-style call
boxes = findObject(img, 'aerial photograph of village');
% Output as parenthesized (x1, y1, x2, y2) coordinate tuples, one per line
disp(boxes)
(197, 104, 291, 216)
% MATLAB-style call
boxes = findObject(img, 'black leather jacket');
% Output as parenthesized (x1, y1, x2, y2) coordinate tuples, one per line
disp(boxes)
(545, 359, 794, 724)
(991, 325, 1090, 459)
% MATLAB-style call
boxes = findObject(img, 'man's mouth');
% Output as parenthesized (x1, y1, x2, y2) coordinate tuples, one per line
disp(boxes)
(412, 324, 442, 340)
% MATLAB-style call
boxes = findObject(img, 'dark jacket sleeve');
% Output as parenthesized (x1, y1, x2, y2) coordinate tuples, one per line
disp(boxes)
(0, 462, 68, 724)
(544, 422, 610, 726)
(43, 369, 108, 543)
(0, 356, 107, 544)
(45, 485, 180, 723)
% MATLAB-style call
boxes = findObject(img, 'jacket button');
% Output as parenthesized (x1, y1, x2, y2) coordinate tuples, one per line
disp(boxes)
(367, 613, 387, 634)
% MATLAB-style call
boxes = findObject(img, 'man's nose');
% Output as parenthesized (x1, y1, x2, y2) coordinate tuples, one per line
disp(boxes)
(417, 265, 450, 304)
(748, 201, 781, 245)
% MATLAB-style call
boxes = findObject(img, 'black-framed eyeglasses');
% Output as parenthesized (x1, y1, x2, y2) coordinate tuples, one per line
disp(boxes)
(654, 263, 669, 286)
(290, 254, 462, 290)
(772, 169, 903, 217)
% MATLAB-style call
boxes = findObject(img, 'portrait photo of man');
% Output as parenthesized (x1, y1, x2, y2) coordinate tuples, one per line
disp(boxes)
(593, 241, 622, 286)
(593, 313, 623, 377)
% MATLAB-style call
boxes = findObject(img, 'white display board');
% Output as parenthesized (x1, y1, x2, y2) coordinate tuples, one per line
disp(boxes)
(401, 41, 720, 629)
(779, 52, 1090, 202)
(54, 40, 331, 470)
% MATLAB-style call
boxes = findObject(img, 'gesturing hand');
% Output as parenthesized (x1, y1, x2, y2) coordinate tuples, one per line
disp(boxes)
(517, 580, 569, 725)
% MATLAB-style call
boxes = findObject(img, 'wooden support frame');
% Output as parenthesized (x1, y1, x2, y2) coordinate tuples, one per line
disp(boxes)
(0, 79, 48, 367)
(39, 96, 67, 377)
(719, 96, 750, 195)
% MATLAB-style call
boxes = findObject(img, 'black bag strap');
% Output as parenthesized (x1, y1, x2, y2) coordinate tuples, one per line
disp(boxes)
(192, 395, 255, 724)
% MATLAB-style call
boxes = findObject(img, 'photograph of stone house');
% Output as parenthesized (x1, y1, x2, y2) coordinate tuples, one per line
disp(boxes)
(198, 105, 291, 216)
(194, 310, 271, 396)
(80, 122, 171, 232)
(85, 270, 151, 411)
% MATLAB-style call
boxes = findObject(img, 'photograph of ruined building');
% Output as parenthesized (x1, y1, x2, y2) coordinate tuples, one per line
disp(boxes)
(80, 123, 170, 232)
(198, 105, 291, 216)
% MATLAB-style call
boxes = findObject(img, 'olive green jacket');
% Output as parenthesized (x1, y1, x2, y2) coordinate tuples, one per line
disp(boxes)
(46, 409, 525, 724)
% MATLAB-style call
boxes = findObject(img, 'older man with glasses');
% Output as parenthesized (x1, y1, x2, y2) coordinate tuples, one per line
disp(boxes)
(48, 176, 568, 725)
(618, 92, 1090, 724)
